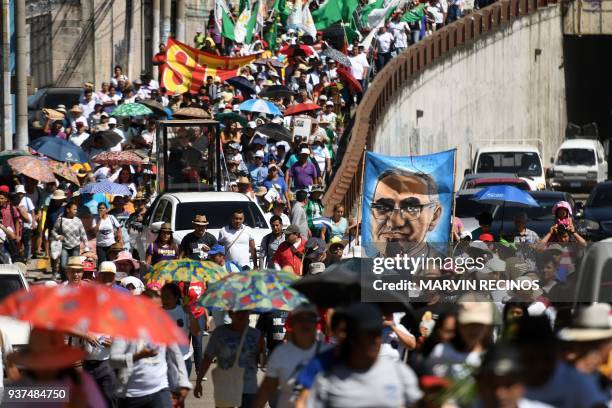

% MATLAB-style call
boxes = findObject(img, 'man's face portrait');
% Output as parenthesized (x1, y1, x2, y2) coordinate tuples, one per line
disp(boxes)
(370, 171, 441, 253)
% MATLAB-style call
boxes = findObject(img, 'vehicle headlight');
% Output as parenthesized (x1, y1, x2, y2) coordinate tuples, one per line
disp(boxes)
(587, 171, 597, 179)
(537, 183, 546, 190)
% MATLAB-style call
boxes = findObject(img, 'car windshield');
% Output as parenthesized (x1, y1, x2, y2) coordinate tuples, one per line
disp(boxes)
(492, 197, 561, 221)
(0, 275, 25, 303)
(43, 91, 81, 110)
(468, 180, 530, 190)
(476, 152, 542, 177)
(455, 195, 492, 219)
(557, 148, 596, 166)
(588, 185, 612, 208)
(175, 201, 268, 230)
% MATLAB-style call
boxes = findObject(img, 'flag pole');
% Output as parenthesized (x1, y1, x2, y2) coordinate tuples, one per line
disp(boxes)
(354, 147, 367, 252)
(450, 148, 458, 250)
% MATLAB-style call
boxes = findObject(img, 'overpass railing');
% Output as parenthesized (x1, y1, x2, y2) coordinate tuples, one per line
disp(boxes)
(323, 0, 560, 216)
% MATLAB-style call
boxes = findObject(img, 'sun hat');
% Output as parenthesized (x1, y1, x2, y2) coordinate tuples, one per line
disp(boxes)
(70, 104, 83, 113)
(66, 256, 84, 270)
(192, 214, 209, 226)
(208, 244, 226, 256)
(14, 185, 25, 194)
(457, 301, 494, 325)
(108, 117, 117, 125)
(284, 224, 301, 235)
(51, 189, 67, 200)
(237, 176, 251, 184)
(308, 262, 326, 275)
(121, 276, 145, 295)
(327, 236, 348, 251)
(113, 251, 140, 271)
(557, 304, 612, 342)
(146, 282, 162, 291)
(10, 329, 86, 370)
(160, 222, 173, 232)
(99, 261, 117, 274)
(255, 186, 268, 196)
(552, 201, 573, 216)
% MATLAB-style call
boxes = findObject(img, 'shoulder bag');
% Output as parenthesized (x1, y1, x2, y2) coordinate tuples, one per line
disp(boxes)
(211, 327, 249, 407)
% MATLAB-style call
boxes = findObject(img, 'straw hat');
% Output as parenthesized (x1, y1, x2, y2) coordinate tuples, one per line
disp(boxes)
(557, 304, 612, 342)
(160, 222, 173, 232)
(10, 329, 86, 370)
(237, 176, 250, 185)
(192, 214, 209, 226)
(327, 236, 348, 251)
(66, 256, 84, 270)
(70, 104, 83, 114)
(254, 186, 268, 197)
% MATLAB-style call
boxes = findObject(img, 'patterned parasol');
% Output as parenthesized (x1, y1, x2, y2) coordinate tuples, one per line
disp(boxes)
(45, 159, 80, 186)
(198, 269, 307, 312)
(92, 151, 144, 166)
(8, 156, 57, 183)
(111, 102, 153, 117)
(143, 259, 229, 284)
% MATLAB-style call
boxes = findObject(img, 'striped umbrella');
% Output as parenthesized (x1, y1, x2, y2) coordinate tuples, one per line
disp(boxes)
(111, 103, 153, 117)
(80, 180, 132, 196)
(143, 260, 229, 284)
(238, 99, 282, 116)
(8, 156, 56, 183)
(199, 269, 307, 312)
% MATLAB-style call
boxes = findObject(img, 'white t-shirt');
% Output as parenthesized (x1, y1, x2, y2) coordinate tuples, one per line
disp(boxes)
(92, 215, 121, 247)
(312, 145, 330, 174)
(218, 224, 254, 267)
(348, 53, 370, 81)
(18, 196, 35, 229)
(267, 341, 331, 408)
(379, 322, 414, 361)
(70, 132, 90, 147)
(389, 21, 409, 48)
(126, 342, 169, 398)
(376, 32, 395, 53)
(165, 306, 192, 360)
(109, 128, 125, 152)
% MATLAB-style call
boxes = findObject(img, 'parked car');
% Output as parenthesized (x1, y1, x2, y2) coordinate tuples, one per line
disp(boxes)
(577, 181, 612, 241)
(463, 176, 530, 191)
(454, 189, 493, 234)
(459, 172, 521, 190)
(0, 264, 30, 350)
(550, 138, 608, 192)
(28, 87, 82, 138)
(573, 238, 612, 305)
(489, 191, 576, 238)
(468, 145, 546, 191)
(131, 192, 271, 266)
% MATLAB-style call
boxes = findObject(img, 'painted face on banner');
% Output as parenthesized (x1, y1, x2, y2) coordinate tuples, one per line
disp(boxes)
(370, 172, 441, 254)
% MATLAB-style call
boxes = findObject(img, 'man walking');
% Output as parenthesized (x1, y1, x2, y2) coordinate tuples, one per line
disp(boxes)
(261, 216, 286, 268)
(218, 209, 258, 269)
(291, 190, 310, 239)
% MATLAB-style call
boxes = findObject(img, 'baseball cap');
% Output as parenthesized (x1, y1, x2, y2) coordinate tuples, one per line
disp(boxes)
(247, 121, 257, 129)
(344, 303, 383, 332)
(325, 101, 334, 106)
(284, 225, 301, 235)
(108, 117, 117, 125)
(99, 261, 117, 274)
(0, 185, 10, 194)
(208, 244, 225, 256)
(300, 148, 310, 155)
(14, 185, 25, 194)
(254, 150, 265, 158)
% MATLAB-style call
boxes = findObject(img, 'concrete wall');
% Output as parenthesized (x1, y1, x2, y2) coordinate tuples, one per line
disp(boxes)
(564, 0, 612, 35)
(371, 5, 566, 178)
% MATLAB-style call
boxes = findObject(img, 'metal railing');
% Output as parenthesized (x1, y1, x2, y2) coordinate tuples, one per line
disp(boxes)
(322, 0, 560, 216)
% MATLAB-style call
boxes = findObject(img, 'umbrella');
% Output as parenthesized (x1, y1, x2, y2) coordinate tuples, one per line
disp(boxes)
(254, 58, 284, 68)
(0, 150, 31, 174)
(28, 136, 89, 163)
(199, 269, 307, 312)
(82, 130, 124, 150)
(471, 185, 539, 232)
(337, 67, 363, 93)
(111, 102, 153, 117)
(255, 123, 292, 142)
(280, 44, 314, 57)
(225, 76, 257, 97)
(284, 102, 322, 116)
(45, 159, 80, 186)
(143, 259, 229, 284)
(321, 47, 352, 67)
(238, 99, 282, 116)
(215, 112, 249, 127)
(258, 85, 294, 99)
(8, 156, 57, 183)
(92, 151, 144, 166)
(173, 107, 211, 119)
(0, 284, 188, 345)
(137, 99, 167, 116)
(292, 258, 415, 315)
(80, 180, 132, 196)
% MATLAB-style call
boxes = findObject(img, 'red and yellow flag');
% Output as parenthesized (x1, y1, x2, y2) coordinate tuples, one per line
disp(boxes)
(162, 38, 258, 95)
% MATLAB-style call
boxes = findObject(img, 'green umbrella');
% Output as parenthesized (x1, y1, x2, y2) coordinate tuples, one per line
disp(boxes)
(0, 150, 31, 174)
(214, 112, 249, 127)
(111, 103, 153, 117)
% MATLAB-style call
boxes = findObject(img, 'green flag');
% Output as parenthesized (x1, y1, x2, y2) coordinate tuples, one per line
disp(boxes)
(265, 17, 279, 51)
(272, 0, 291, 24)
(400, 3, 427, 23)
(312, 0, 358, 30)
(360, 0, 384, 27)
(221, 9, 236, 40)
(239, 0, 250, 14)
(245, 1, 260, 44)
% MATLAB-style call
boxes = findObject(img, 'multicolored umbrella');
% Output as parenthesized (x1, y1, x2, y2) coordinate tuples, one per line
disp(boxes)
(137, 99, 167, 117)
(28, 136, 89, 163)
(92, 151, 144, 166)
(0, 283, 188, 345)
(321, 47, 352, 67)
(8, 156, 57, 183)
(215, 112, 249, 127)
(45, 159, 80, 186)
(173, 107, 211, 119)
(284, 102, 322, 116)
(0, 150, 31, 174)
(238, 99, 282, 116)
(199, 269, 307, 312)
(111, 102, 153, 117)
(80, 180, 132, 196)
(143, 259, 229, 284)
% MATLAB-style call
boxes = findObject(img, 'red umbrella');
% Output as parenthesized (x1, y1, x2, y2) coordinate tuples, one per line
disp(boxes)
(279, 44, 315, 57)
(92, 150, 144, 166)
(284, 102, 322, 116)
(337, 67, 363, 93)
(0, 283, 188, 345)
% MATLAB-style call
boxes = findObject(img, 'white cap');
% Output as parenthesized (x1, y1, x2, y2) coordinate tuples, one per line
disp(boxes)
(254, 150, 265, 158)
(318, 95, 328, 101)
(108, 117, 117, 125)
(247, 121, 257, 129)
(14, 185, 25, 194)
(300, 147, 310, 155)
(99, 261, 117, 274)
(325, 101, 334, 106)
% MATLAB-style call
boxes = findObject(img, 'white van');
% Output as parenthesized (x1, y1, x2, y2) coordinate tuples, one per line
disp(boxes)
(551, 139, 608, 192)
(471, 145, 546, 191)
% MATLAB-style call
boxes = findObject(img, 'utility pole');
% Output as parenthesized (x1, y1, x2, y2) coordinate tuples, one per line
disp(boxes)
(1, 0, 12, 150)
(14, 0, 27, 150)
(176, 0, 185, 42)
(152, 0, 160, 79)
(161, 0, 171, 44)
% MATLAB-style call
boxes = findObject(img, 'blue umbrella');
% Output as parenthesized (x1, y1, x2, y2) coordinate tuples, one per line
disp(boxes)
(28, 137, 89, 163)
(80, 180, 132, 196)
(471, 185, 539, 233)
(238, 99, 282, 116)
